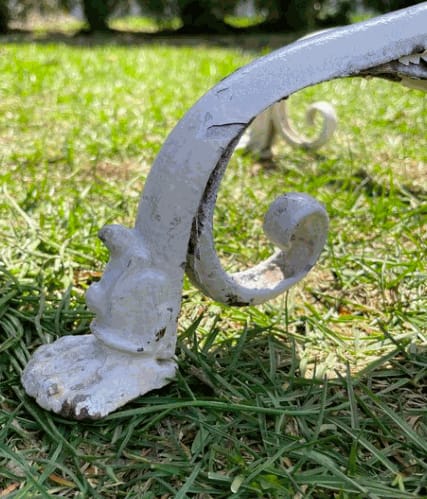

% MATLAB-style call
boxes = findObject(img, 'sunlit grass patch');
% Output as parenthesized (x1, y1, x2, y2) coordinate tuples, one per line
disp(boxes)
(110, 15, 182, 33)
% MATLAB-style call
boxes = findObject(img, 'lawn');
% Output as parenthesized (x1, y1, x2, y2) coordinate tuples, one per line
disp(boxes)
(0, 32, 426, 498)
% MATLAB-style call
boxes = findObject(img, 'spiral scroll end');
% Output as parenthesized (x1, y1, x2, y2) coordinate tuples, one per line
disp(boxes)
(263, 192, 329, 278)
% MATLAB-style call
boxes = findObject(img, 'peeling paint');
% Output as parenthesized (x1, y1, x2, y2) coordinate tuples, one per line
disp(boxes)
(155, 328, 167, 342)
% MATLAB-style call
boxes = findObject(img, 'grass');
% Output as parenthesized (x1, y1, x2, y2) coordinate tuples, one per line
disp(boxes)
(0, 30, 426, 498)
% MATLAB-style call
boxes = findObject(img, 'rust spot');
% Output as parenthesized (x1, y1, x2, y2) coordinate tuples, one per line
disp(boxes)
(155, 328, 167, 342)
(225, 293, 250, 307)
(59, 395, 101, 420)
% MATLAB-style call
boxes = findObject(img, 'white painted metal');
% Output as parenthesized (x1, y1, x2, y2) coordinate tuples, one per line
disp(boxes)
(22, 4, 427, 419)
(186, 193, 329, 306)
(237, 27, 340, 158)
(238, 100, 338, 158)
(274, 100, 337, 150)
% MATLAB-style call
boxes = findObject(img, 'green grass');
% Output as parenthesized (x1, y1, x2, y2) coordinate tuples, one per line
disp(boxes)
(110, 15, 182, 33)
(0, 34, 426, 498)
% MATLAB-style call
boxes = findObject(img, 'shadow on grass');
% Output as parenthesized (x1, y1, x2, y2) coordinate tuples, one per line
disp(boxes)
(0, 27, 300, 52)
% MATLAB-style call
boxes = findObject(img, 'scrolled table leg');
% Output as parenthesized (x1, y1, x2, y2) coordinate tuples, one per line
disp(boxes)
(22, 5, 427, 418)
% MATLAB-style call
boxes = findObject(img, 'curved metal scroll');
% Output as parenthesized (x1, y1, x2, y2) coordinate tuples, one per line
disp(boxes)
(136, 4, 426, 310)
(236, 99, 338, 158)
(273, 100, 337, 150)
(22, 5, 427, 419)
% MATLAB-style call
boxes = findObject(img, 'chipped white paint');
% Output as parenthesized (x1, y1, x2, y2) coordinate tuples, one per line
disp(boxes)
(399, 49, 427, 66)
(23, 335, 176, 419)
(238, 100, 337, 159)
(397, 48, 427, 91)
(22, 5, 427, 419)
(186, 192, 328, 306)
